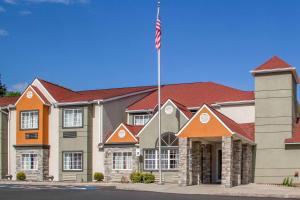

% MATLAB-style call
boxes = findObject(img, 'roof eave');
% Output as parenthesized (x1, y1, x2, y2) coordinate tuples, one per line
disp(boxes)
(250, 67, 300, 83)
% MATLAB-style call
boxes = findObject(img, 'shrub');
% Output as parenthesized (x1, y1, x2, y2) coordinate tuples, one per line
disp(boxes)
(142, 173, 155, 184)
(17, 172, 26, 181)
(94, 172, 104, 182)
(282, 177, 294, 187)
(130, 172, 143, 183)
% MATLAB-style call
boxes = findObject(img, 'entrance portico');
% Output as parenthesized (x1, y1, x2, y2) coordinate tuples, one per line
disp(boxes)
(176, 104, 254, 187)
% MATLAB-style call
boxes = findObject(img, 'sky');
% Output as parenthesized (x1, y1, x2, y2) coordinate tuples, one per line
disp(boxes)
(1, 0, 300, 94)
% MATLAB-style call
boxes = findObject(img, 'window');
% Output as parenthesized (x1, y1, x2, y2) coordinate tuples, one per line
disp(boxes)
(21, 154, 38, 170)
(63, 152, 83, 171)
(144, 149, 179, 170)
(133, 114, 151, 125)
(20, 111, 38, 130)
(144, 133, 179, 170)
(63, 108, 83, 128)
(25, 133, 38, 139)
(113, 152, 132, 170)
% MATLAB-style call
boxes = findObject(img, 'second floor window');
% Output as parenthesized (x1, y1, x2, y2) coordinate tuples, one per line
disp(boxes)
(133, 114, 150, 125)
(63, 108, 83, 128)
(21, 111, 38, 130)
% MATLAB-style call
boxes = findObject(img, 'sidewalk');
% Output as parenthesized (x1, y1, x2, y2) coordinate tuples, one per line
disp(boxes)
(1, 180, 300, 199)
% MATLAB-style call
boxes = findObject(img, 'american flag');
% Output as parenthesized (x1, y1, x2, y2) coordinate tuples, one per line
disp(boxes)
(155, 2, 161, 50)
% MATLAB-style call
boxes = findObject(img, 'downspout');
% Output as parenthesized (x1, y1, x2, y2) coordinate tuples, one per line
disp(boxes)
(97, 101, 103, 144)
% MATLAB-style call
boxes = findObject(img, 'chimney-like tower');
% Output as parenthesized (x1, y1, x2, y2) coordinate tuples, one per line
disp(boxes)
(251, 56, 299, 184)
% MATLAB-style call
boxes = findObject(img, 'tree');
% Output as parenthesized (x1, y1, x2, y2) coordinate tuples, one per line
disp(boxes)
(0, 74, 7, 97)
(5, 91, 21, 97)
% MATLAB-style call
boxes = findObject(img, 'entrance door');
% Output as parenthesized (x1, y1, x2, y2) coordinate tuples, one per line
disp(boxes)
(217, 149, 222, 181)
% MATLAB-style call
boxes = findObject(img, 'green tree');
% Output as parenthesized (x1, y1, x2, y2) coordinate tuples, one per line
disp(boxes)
(5, 91, 21, 97)
(0, 74, 7, 97)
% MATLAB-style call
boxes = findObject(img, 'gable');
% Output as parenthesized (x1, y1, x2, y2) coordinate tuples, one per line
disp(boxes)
(138, 100, 189, 149)
(106, 124, 138, 144)
(16, 86, 46, 108)
(176, 105, 232, 138)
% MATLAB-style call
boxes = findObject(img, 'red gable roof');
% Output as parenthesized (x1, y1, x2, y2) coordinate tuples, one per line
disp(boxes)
(0, 96, 19, 107)
(127, 82, 254, 111)
(38, 78, 155, 103)
(31, 85, 50, 105)
(253, 56, 291, 71)
(169, 99, 194, 119)
(124, 124, 143, 136)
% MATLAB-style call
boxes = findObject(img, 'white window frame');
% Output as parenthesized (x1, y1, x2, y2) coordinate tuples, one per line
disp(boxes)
(63, 152, 83, 171)
(112, 152, 132, 170)
(133, 114, 151, 125)
(20, 110, 39, 130)
(21, 153, 38, 170)
(143, 149, 179, 170)
(63, 108, 83, 128)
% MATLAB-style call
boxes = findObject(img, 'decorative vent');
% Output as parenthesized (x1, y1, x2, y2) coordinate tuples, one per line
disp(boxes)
(63, 132, 77, 138)
(25, 133, 38, 139)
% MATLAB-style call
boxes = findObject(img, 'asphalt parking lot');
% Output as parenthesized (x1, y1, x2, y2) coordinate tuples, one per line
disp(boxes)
(0, 184, 298, 200)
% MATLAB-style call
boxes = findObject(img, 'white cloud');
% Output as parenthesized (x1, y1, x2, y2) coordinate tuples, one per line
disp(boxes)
(0, 29, 8, 37)
(0, 6, 6, 12)
(3, 0, 17, 4)
(19, 10, 31, 15)
(10, 82, 28, 92)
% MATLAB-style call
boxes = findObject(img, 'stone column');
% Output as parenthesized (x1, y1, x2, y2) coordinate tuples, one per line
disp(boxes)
(242, 144, 252, 184)
(202, 144, 212, 184)
(191, 141, 202, 185)
(233, 140, 242, 186)
(178, 138, 190, 186)
(221, 136, 233, 188)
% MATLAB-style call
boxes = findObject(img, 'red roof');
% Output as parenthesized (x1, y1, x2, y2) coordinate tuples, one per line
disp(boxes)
(31, 86, 50, 105)
(208, 104, 255, 141)
(124, 124, 143, 136)
(38, 78, 155, 103)
(127, 82, 254, 111)
(253, 56, 292, 71)
(0, 96, 19, 107)
(285, 120, 300, 144)
(169, 99, 194, 119)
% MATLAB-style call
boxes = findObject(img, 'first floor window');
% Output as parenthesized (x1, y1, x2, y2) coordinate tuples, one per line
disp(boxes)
(113, 152, 132, 170)
(63, 108, 83, 128)
(133, 114, 151, 125)
(21, 111, 38, 130)
(63, 152, 83, 171)
(21, 154, 38, 170)
(144, 149, 179, 170)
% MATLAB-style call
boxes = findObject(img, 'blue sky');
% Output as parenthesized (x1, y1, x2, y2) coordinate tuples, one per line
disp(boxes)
(1, 0, 300, 93)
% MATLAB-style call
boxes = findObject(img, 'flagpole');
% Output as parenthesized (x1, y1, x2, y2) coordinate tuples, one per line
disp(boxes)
(157, 0, 162, 185)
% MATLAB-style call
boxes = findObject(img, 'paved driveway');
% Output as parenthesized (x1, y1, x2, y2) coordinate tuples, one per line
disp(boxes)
(0, 184, 297, 200)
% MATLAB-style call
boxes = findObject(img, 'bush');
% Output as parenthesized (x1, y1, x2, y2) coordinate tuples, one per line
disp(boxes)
(94, 172, 104, 182)
(17, 172, 26, 181)
(130, 172, 143, 183)
(142, 173, 155, 184)
(282, 177, 294, 187)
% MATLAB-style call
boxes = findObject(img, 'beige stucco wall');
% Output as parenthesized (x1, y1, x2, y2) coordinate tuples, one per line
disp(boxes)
(254, 72, 300, 184)
(216, 104, 255, 124)
(8, 110, 16, 180)
(48, 106, 59, 181)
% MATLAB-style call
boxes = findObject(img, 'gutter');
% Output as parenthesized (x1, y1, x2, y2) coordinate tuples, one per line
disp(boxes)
(232, 132, 256, 145)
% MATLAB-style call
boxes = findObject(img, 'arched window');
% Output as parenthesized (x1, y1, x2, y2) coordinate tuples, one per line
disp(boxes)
(156, 132, 178, 147)
(145, 133, 179, 170)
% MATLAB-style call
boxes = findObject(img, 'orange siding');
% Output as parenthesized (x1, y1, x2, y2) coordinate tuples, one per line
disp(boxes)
(178, 107, 232, 138)
(106, 125, 137, 144)
(16, 88, 49, 145)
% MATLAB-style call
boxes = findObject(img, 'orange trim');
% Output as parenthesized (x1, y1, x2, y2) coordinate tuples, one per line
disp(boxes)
(177, 106, 232, 138)
(106, 124, 137, 144)
(16, 87, 49, 145)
